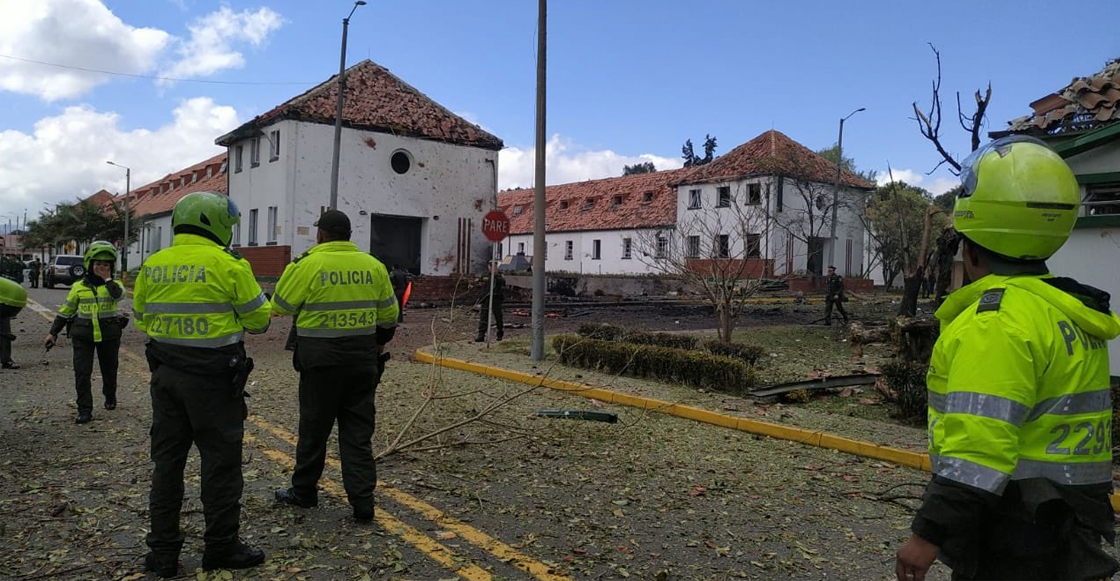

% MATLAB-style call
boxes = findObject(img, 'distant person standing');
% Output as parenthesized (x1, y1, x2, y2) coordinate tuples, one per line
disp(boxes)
(474, 263, 505, 342)
(29, 259, 41, 289)
(0, 275, 27, 369)
(389, 264, 410, 323)
(823, 265, 849, 326)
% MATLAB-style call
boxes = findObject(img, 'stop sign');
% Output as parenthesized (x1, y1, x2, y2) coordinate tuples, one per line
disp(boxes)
(481, 210, 511, 242)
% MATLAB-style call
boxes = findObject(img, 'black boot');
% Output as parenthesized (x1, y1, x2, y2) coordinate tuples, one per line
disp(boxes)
(75, 410, 92, 424)
(104, 398, 117, 410)
(144, 553, 179, 578)
(202, 540, 265, 571)
(274, 488, 318, 508)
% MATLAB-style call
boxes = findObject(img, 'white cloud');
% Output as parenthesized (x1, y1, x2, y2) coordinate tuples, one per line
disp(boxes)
(875, 168, 959, 196)
(498, 134, 682, 190)
(0, 98, 238, 211)
(160, 6, 284, 82)
(0, 0, 171, 100)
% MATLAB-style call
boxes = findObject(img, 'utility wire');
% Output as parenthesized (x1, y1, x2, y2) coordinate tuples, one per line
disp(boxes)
(0, 53, 313, 86)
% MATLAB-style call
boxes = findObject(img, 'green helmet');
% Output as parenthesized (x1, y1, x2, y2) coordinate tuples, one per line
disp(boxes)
(84, 240, 118, 271)
(0, 274, 27, 315)
(171, 191, 240, 246)
(953, 136, 1080, 260)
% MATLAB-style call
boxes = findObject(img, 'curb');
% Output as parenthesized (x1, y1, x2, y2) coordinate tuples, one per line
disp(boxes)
(415, 348, 1120, 512)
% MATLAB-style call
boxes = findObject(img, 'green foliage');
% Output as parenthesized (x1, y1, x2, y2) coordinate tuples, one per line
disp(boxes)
(816, 144, 878, 183)
(20, 199, 141, 251)
(700, 339, 765, 366)
(882, 359, 928, 424)
(622, 161, 657, 175)
(866, 181, 947, 288)
(552, 334, 757, 395)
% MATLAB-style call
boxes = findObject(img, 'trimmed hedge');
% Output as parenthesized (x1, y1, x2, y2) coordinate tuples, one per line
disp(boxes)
(578, 323, 765, 366)
(552, 334, 757, 395)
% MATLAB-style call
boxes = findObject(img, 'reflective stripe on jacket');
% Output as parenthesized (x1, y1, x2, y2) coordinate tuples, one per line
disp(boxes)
(58, 279, 121, 342)
(133, 233, 270, 349)
(270, 240, 399, 340)
(927, 274, 1120, 495)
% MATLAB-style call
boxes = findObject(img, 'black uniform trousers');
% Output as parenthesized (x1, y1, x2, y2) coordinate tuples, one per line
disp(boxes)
(29, 272, 38, 288)
(0, 317, 12, 364)
(824, 296, 848, 324)
(72, 336, 119, 412)
(147, 365, 246, 557)
(477, 298, 504, 339)
(291, 364, 378, 514)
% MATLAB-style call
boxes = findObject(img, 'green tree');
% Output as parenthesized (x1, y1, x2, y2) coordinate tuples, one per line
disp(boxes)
(864, 181, 947, 289)
(816, 144, 878, 183)
(622, 161, 656, 175)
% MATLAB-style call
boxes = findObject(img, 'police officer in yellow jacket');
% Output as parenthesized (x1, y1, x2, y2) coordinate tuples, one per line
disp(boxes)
(896, 137, 1120, 581)
(46, 241, 126, 424)
(271, 210, 398, 521)
(133, 192, 271, 577)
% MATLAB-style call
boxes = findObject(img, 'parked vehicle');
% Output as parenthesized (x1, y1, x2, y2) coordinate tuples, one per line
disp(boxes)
(44, 255, 85, 288)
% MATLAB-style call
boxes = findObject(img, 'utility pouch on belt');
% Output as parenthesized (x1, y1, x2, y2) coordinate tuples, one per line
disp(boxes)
(229, 355, 255, 399)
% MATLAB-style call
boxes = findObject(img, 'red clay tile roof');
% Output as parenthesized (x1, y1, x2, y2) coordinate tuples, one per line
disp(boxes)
(84, 189, 115, 207)
(1001, 58, 1120, 135)
(217, 60, 503, 151)
(674, 130, 874, 189)
(124, 153, 228, 218)
(499, 168, 692, 235)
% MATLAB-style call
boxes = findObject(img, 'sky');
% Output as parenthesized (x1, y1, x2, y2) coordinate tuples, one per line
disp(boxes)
(1, 0, 1118, 231)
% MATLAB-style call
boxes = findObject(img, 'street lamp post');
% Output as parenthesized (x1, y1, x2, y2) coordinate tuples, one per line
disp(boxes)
(329, 0, 367, 211)
(106, 161, 131, 273)
(826, 107, 865, 272)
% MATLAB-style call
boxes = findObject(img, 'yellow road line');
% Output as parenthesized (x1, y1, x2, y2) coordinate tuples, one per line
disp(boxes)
(245, 432, 494, 581)
(252, 415, 573, 581)
(415, 349, 1120, 512)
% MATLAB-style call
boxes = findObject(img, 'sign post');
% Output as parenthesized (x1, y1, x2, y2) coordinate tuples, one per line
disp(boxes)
(480, 210, 511, 346)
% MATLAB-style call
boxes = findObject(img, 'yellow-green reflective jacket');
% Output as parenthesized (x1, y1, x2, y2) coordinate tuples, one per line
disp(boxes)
(927, 274, 1120, 494)
(133, 234, 270, 348)
(270, 240, 398, 339)
(57, 279, 121, 342)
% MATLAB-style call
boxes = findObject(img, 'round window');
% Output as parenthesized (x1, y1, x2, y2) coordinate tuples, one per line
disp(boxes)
(391, 150, 412, 175)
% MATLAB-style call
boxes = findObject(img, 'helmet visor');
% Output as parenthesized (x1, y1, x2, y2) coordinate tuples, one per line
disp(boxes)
(226, 197, 240, 221)
(958, 135, 1052, 199)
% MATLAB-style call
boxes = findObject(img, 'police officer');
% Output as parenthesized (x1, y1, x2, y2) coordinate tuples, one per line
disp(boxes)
(133, 191, 271, 577)
(271, 210, 398, 521)
(895, 137, 1120, 581)
(823, 265, 848, 326)
(29, 258, 40, 289)
(0, 275, 26, 369)
(474, 262, 505, 342)
(389, 264, 409, 323)
(46, 241, 125, 423)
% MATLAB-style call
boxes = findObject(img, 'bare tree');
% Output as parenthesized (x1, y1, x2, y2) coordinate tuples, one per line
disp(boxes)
(635, 183, 769, 342)
(769, 170, 857, 276)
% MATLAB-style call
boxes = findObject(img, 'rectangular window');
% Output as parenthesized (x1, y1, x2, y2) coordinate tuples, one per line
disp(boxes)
(232, 220, 241, 246)
(612, 195, 623, 207)
(191, 172, 198, 184)
(583, 198, 595, 210)
(206, 166, 213, 179)
(688, 189, 702, 210)
(656, 236, 668, 258)
(686, 235, 701, 258)
(248, 209, 258, 245)
(716, 234, 730, 258)
(592, 239, 601, 260)
(775, 181, 783, 212)
(622, 237, 632, 260)
(514, 205, 523, 216)
(234, 145, 243, 173)
(267, 206, 278, 243)
(250, 137, 260, 167)
(564, 240, 573, 260)
(748, 183, 762, 205)
(643, 191, 654, 203)
(717, 186, 731, 208)
(746, 233, 761, 258)
(1085, 183, 1120, 215)
(560, 200, 569, 210)
(518, 242, 525, 254)
(269, 129, 280, 161)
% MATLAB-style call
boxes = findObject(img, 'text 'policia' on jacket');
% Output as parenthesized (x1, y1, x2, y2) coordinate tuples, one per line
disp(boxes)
(51, 277, 124, 343)
(133, 233, 270, 370)
(270, 240, 398, 369)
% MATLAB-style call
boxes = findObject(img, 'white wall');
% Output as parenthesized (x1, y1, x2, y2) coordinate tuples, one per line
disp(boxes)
(505, 229, 662, 275)
(136, 213, 173, 267)
(1051, 226, 1120, 376)
(1065, 140, 1120, 176)
(227, 121, 498, 275)
(763, 177, 866, 277)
